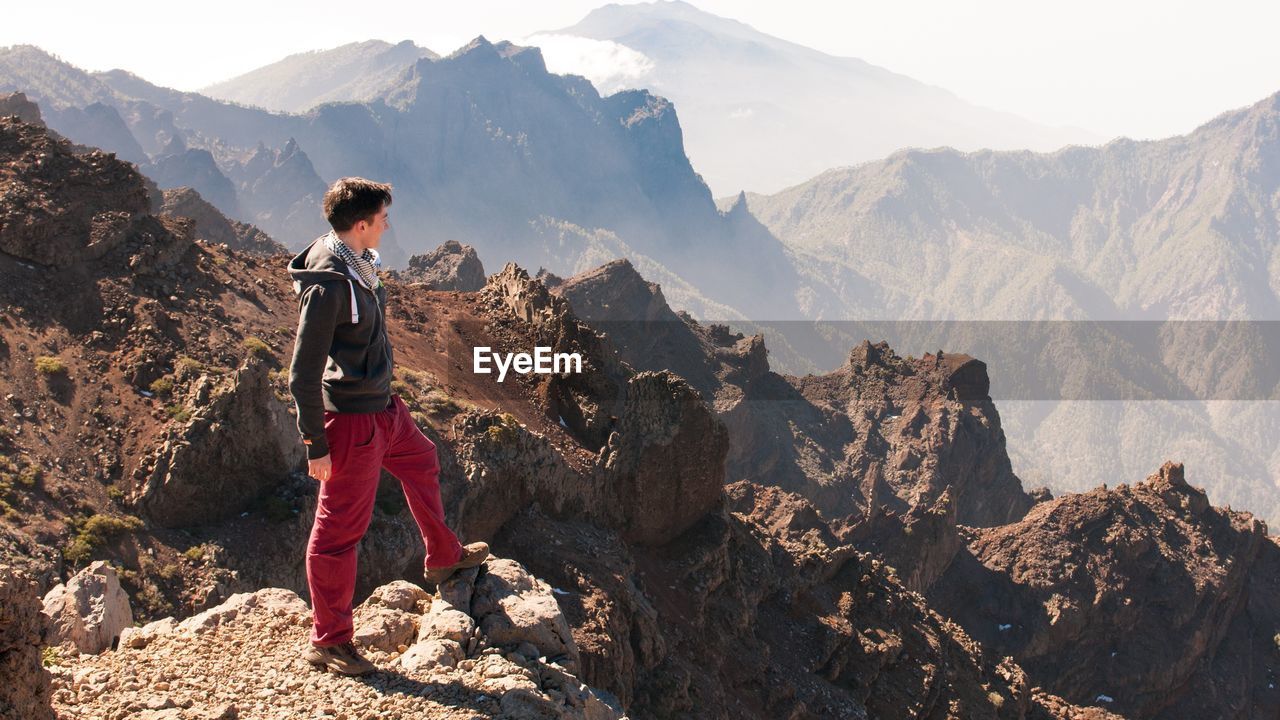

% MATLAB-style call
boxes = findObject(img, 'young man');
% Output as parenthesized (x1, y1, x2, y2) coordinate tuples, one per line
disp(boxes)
(288, 177, 488, 676)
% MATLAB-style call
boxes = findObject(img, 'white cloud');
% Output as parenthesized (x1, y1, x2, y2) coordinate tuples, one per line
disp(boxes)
(521, 33, 656, 95)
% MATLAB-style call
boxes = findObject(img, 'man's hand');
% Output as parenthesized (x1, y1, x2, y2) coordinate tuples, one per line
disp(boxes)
(308, 454, 332, 482)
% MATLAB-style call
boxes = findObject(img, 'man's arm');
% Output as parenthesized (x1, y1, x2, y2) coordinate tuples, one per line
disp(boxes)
(289, 282, 340, 460)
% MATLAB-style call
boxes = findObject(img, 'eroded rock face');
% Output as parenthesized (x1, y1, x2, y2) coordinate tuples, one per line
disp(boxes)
(931, 462, 1272, 719)
(479, 264, 626, 448)
(599, 371, 729, 545)
(132, 357, 303, 528)
(0, 564, 54, 720)
(398, 240, 486, 291)
(554, 258, 721, 398)
(769, 340, 1033, 529)
(0, 114, 152, 267)
(41, 561, 133, 655)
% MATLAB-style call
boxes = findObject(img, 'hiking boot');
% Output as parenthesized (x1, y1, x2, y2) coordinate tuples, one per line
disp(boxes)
(424, 541, 490, 585)
(303, 641, 377, 676)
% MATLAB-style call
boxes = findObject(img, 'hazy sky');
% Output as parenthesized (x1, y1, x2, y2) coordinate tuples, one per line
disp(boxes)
(4, 0, 1278, 140)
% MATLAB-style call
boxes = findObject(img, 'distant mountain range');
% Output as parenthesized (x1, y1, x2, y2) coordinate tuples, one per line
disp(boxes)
(745, 91, 1280, 322)
(0, 39, 799, 321)
(201, 40, 438, 113)
(533, 0, 1100, 195)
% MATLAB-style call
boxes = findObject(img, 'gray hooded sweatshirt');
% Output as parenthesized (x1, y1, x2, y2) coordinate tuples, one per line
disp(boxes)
(287, 235, 393, 459)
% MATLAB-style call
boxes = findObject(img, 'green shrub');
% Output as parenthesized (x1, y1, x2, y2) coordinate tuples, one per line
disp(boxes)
(423, 390, 464, 415)
(183, 545, 207, 564)
(34, 356, 66, 375)
(242, 336, 271, 357)
(155, 562, 182, 581)
(390, 379, 412, 397)
(63, 513, 143, 565)
(485, 413, 521, 444)
(165, 404, 192, 423)
(149, 376, 175, 396)
(41, 647, 63, 668)
(399, 368, 431, 388)
(106, 486, 124, 502)
(16, 463, 40, 488)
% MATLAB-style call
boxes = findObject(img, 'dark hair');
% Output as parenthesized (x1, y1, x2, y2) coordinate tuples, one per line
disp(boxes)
(323, 177, 393, 232)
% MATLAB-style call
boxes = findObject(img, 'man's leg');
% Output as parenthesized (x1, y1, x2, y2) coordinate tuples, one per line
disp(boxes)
(307, 411, 382, 646)
(381, 396, 465, 571)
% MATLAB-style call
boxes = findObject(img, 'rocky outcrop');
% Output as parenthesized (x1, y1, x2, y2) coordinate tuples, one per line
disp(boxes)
(600, 371, 728, 545)
(0, 114, 152, 266)
(0, 91, 45, 126)
(41, 561, 134, 655)
(479, 264, 628, 448)
(557, 260, 1031, 539)
(160, 186, 283, 256)
(48, 566, 623, 719)
(131, 357, 303, 528)
(786, 341, 1033, 528)
(931, 462, 1274, 719)
(554, 258, 722, 398)
(398, 240, 487, 291)
(0, 564, 54, 720)
(470, 558, 580, 671)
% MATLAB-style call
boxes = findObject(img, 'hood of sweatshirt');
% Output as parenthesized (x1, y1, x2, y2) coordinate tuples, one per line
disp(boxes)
(288, 234, 349, 294)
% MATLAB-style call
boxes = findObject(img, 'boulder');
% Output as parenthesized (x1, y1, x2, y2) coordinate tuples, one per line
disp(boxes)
(418, 598, 475, 644)
(118, 616, 177, 650)
(399, 638, 463, 673)
(41, 561, 133, 655)
(178, 588, 307, 634)
(471, 559, 579, 672)
(363, 580, 430, 612)
(351, 606, 416, 654)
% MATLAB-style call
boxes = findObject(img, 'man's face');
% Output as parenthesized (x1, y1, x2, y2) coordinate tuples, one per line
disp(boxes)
(356, 205, 390, 248)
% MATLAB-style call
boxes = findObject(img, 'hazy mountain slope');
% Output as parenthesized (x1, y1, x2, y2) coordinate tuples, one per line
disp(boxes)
(202, 40, 438, 113)
(0, 41, 806, 318)
(0, 45, 116, 108)
(539, 0, 1097, 195)
(747, 92, 1280, 322)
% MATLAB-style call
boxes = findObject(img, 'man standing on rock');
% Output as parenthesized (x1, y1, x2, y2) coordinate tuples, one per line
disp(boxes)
(288, 177, 489, 676)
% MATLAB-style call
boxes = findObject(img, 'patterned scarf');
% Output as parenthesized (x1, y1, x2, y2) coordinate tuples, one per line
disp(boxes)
(326, 231, 380, 290)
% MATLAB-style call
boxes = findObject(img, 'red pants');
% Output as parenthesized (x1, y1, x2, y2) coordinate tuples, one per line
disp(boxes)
(307, 395, 464, 646)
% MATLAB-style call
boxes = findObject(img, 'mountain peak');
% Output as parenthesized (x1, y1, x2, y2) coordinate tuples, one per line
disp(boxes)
(447, 35, 496, 60)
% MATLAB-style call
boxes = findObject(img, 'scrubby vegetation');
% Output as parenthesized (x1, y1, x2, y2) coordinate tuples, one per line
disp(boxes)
(63, 513, 144, 565)
(35, 356, 66, 375)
